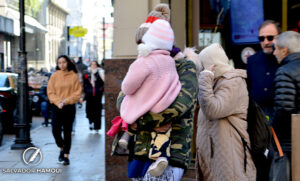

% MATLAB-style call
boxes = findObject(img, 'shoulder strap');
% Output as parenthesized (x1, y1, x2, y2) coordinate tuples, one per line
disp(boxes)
(226, 119, 251, 172)
(270, 126, 284, 157)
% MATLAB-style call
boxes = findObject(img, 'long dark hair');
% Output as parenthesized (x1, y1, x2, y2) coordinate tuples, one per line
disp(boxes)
(55, 55, 78, 73)
(90, 60, 100, 68)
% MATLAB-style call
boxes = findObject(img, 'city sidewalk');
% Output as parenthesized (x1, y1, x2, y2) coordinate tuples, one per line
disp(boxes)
(0, 103, 105, 181)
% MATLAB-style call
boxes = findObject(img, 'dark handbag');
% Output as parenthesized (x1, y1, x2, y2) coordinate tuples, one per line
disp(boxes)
(269, 127, 290, 181)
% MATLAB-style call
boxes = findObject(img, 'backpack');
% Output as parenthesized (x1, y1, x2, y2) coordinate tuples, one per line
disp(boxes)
(226, 99, 272, 176)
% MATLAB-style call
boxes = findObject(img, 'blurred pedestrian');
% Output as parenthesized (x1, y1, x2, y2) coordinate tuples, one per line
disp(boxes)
(75, 56, 88, 75)
(47, 55, 82, 165)
(82, 60, 104, 133)
(195, 43, 256, 181)
(246, 20, 280, 118)
(40, 75, 51, 127)
(272, 31, 300, 179)
(70, 58, 81, 135)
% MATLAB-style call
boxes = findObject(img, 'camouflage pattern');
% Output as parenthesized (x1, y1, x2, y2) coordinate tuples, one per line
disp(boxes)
(112, 58, 198, 170)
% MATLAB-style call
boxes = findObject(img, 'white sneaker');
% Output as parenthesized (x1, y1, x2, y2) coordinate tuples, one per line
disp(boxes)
(89, 123, 94, 130)
(148, 157, 168, 177)
(94, 130, 99, 134)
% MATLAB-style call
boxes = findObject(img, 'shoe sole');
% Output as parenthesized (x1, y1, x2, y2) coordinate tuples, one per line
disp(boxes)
(148, 160, 168, 177)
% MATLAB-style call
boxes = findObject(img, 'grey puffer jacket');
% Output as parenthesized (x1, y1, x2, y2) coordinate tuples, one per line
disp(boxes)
(272, 52, 300, 151)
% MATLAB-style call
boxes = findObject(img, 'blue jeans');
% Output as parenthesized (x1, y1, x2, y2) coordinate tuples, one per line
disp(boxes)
(41, 101, 50, 122)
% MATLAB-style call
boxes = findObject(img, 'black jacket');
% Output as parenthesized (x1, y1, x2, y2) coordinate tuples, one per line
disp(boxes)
(83, 69, 104, 98)
(272, 52, 300, 150)
(246, 51, 279, 115)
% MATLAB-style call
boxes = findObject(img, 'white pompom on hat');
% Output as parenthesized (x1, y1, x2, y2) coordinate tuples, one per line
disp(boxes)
(135, 3, 170, 44)
(139, 19, 174, 56)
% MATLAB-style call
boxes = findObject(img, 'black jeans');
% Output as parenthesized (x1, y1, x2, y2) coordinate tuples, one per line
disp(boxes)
(51, 104, 75, 154)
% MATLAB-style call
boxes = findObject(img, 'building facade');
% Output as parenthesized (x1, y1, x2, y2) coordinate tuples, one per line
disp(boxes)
(44, 0, 68, 71)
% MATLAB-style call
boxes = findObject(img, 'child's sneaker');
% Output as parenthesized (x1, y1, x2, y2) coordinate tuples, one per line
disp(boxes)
(118, 132, 131, 149)
(148, 157, 168, 177)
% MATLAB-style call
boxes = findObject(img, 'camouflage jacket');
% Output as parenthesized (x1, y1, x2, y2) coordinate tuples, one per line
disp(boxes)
(113, 58, 198, 171)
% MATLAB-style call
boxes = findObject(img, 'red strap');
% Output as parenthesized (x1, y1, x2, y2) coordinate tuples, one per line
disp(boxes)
(270, 126, 284, 157)
(145, 16, 159, 23)
(106, 116, 128, 138)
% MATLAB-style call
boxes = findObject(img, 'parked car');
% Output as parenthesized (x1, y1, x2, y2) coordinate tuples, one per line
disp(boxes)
(0, 72, 18, 135)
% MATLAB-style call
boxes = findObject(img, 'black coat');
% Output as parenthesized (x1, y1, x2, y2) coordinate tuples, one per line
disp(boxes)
(83, 70, 104, 97)
(272, 52, 300, 151)
(83, 69, 104, 121)
(246, 51, 279, 116)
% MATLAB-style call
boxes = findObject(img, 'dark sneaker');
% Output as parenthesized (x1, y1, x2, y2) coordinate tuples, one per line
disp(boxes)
(62, 157, 70, 165)
(58, 151, 64, 163)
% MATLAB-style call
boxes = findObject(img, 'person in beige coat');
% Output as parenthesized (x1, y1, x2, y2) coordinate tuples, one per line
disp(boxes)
(193, 43, 256, 181)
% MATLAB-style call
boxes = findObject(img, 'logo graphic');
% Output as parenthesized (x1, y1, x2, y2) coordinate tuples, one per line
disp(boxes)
(22, 147, 42, 166)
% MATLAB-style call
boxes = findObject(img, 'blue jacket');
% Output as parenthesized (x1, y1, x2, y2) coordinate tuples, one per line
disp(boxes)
(246, 51, 279, 117)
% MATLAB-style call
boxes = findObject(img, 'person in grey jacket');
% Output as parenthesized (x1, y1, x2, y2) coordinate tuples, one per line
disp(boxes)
(272, 31, 300, 178)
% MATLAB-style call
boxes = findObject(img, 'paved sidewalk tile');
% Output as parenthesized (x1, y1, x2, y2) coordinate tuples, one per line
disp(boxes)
(0, 104, 105, 181)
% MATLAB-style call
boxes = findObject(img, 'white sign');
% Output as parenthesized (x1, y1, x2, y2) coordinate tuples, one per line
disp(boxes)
(241, 47, 256, 64)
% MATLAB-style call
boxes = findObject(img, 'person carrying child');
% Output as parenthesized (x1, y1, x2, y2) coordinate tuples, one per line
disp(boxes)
(107, 19, 181, 177)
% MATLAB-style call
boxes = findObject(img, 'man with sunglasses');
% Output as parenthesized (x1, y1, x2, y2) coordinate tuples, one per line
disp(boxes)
(246, 20, 280, 181)
(247, 20, 280, 118)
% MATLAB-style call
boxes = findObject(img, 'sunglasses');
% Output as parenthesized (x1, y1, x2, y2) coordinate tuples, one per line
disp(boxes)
(258, 35, 275, 42)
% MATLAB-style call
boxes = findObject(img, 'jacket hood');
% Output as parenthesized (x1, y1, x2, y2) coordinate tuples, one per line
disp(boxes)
(222, 69, 247, 79)
(199, 43, 233, 78)
(183, 47, 203, 77)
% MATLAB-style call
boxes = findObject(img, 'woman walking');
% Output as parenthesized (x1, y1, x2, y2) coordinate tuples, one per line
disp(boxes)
(82, 61, 104, 133)
(47, 55, 82, 165)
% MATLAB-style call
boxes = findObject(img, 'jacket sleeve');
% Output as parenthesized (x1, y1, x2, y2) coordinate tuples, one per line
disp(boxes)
(64, 74, 82, 105)
(121, 59, 150, 95)
(47, 74, 61, 107)
(198, 71, 247, 120)
(272, 70, 296, 123)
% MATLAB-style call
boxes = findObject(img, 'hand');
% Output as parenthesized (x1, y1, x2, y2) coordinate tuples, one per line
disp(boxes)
(154, 122, 172, 133)
(58, 102, 64, 109)
(130, 123, 137, 130)
(206, 64, 216, 72)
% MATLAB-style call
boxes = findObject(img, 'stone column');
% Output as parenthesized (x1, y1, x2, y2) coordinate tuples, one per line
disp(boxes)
(105, 58, 134, 181)
(292, 114, 300, 181)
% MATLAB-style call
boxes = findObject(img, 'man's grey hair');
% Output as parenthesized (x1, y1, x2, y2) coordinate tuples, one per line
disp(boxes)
(276, 31, 300, 53)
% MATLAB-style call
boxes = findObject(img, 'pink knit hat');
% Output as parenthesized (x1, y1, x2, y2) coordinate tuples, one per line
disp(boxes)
(138, 19, 174, 56)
